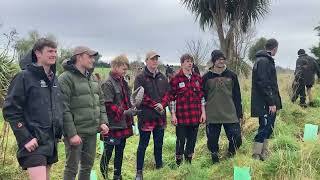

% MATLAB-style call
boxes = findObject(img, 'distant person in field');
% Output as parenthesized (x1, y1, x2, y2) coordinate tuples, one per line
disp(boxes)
(251, 39, 282, 161)
(291, 49, 309, 107)
(59, 46, 109, 180)
(134, 51, 170, 180)
(165, 64, 175, 81)
(100, 55, 139, 180)
(3, 38, 63, 180)
(161, 54, 206, 166)
(202, 50, 243, 164)
(295, 49, 320, 106)
(192, 63, 200, 75)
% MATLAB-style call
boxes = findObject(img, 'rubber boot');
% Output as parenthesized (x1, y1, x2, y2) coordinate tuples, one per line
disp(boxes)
(211, 153, 219, 164)
(135, 170, 143, 180)
(307, 88, 313, 104)
(185, 154, 192, 164)
(113, 175, 122, 180)
(261, 139, 270, 161)
(299, 97, 307, 108)
(252, 142, 264, 160)
(176, 155, 183, 166)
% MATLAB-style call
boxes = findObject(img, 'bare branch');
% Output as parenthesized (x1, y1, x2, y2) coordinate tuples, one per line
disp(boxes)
(184, 39, 213, 66)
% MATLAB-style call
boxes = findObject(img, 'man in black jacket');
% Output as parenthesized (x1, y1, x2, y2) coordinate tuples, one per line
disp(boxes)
(251, 39, 282, 161)
(291, 49, 309, 107)
(295, 49, 320, 106)
(3, 38, 63, 180)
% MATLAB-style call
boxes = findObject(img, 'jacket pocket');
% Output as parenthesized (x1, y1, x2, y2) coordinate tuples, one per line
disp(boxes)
(109, 116, 127, 130)
(28, 85, 52, 127)
(158, 78, 169, 96)
(31, 124, 52, 145)
(177, 87, 187, 103)
(222, 78, 233, 96)
(191, 82, 202, 100)
(114, 88, 122, 106)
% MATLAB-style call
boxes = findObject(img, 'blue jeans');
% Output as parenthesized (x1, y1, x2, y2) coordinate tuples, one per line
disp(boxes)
(254, 113, 276, 143)
(136, 127, 164, 171)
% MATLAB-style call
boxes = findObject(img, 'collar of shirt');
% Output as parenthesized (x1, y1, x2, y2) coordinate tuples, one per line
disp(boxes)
(84, 70, 91, 78)
(47, 70, 54, 81)
(146, 67, 159, 78)
(211, 65, 227, 75)
(110, 72, 125, 87)
(185, 72, 192, 80)
(110, 72, 123, 81)
(178, 69, 192, 80)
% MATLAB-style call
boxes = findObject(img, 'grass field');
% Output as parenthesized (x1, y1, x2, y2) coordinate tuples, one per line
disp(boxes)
(1, 73, 320, 180)
(94, 67, 111, 80)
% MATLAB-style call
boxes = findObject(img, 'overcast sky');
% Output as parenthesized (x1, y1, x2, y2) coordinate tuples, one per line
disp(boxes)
(0, 0, 319, 68)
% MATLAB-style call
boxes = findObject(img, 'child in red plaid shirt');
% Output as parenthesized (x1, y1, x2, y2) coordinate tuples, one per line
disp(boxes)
(162, 54, 206, 165)
(100, 55, 138, 180)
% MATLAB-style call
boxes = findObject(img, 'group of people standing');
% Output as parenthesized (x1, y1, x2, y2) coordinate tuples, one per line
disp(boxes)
(3, 38, 282, 180)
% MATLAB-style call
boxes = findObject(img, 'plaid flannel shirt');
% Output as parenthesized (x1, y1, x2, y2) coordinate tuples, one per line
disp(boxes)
(162, 70, 204, 125)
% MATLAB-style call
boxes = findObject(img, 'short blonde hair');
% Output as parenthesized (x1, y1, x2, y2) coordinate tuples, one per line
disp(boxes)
(111, 54, 130, 68)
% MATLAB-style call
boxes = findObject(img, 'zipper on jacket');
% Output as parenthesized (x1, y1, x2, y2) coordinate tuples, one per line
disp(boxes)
(88, 77, 97, 122)
(154, 79, 160, 100)
(49, 80, 55, 137)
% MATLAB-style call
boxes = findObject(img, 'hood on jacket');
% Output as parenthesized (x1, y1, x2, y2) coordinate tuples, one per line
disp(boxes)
(19, 50, 36, 70)
(62, 58, 94, 77)
(255, 50, 271, 58)
(62, 58, 76, 72)
(298, 54, 308, 58)
(255, 50, 274, 62)
(19, 50, 56, 73)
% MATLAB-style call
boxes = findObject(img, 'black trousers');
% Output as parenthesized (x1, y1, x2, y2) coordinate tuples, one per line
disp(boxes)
(206, 123, 242, 155)
(100, 138, 126, 179)
(292, 77, 306, 104)
(175, 125, 199, 158)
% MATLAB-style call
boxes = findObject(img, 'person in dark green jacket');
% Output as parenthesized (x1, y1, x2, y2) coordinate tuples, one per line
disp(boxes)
(59, 46, 109, 180)
(202, 50, 243, 164)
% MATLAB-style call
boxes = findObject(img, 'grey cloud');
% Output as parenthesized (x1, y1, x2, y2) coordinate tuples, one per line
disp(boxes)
(0, 0, 319, 67)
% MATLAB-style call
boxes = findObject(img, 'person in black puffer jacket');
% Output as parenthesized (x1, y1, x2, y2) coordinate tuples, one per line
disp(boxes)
(3, 38, 63, 180)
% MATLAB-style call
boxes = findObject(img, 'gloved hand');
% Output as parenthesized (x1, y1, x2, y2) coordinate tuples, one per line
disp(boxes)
(124, 108, 140, 116)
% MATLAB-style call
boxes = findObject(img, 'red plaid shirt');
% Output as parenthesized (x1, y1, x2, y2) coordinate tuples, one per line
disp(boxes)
(104, 73, 133, 138)
(140, 94, 167, 131)
(134, 68, 169, 131)
(162, 69, 204, 125)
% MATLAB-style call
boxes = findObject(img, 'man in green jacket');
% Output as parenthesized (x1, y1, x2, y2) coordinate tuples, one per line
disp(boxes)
(59, 46, 109, 180)
(202, 50, 243, 164)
